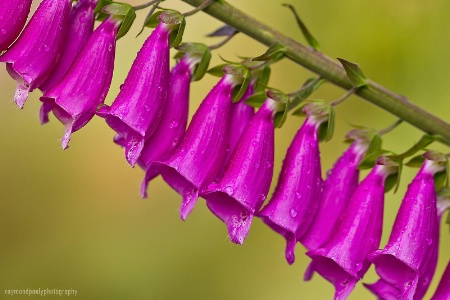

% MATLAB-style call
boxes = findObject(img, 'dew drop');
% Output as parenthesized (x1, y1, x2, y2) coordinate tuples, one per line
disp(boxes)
(355, 262, 362, 271)
(43, 44, 50, 51)
(170, 121, 179, 128)
(426, 238, 432, 245)
(144, 105, 150, 111)
(289, 208, 298, 218)
(224, 186, 234, 195)
(295, 192, 302, 199)
(0, 28, 6, 34)
(252, 141, 258, 147)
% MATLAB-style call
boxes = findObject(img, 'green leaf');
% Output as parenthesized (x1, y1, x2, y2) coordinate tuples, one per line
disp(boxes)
(95, 0, 113, 14)
(207, 64, 227, 77)
(358, 134, 383, 169)
(253, 42, 287, 63)
(337, 58, 368, 88)
(245, 91, 267, 108)
(282, 3, 320, 51)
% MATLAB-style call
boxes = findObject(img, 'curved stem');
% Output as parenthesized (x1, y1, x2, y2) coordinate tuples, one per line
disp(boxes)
(180, 0, 450, 146)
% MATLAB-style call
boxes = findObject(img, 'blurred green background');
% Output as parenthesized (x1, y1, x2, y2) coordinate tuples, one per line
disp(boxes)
(0, 0, 449, 299)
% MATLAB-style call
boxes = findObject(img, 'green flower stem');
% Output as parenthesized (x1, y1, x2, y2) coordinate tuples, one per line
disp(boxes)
(181, 0, 450, 145)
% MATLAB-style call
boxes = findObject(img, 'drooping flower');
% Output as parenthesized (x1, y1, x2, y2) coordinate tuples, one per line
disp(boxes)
(40, 17, 119, 149)
(430, 261, 450, 300)
(139, 55, 193, 198)
(97, 21, 172, 167)
(39, 0, 97, 93)
(0, 0, 32, 51)
(257, 115, 325, 265)
(202, 97, 275, 244)
(306, 157, 398, 300)
(366, 156, 445, 299)
(0, 0, 71, 109)
(157, 74, 236, 220)
(300, 131, 370, 251)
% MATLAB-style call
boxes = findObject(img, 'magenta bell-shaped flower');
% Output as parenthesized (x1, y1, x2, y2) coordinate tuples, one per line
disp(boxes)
(0, 0, 71, 109)
(157, 74, 235, 220)
(430, 261, 450, 300)
(0, 0, 32, 51)
(40, 17, 119, 149)
(201, 98, 275, 245)
(366, 157, 445, 299)
(257, 116, 326, 265)
(306, 158, 397, 300)
(39, 0, 97, 93)
(300, 137, 369, 251)
(139, 55, 193, 198)
(97, 22, 171, 167)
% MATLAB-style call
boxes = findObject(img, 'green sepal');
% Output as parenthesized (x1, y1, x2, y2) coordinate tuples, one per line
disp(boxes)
(282, 3, 320, 51)
(405, 154, 425, 167)
(253, 42, 287, 63)
(176, 43, 211, 81)
(245, 91, 267, 108)
(424, 151, 449, 190)
(337, 58, 368, 88)
(207, 64, 227, 77)
(223, 64, 251, 103)
(374, 156, 400, 193)
(290, 77, 325, 110)
(97, 3, 136, 39)
(358, 133, 384, 169)
(385, 164, 401, 193)
(95, 0, 113, 14)
(266, 89, 289, 128)
(143, 11, 164, 28)
(160, 11, 185, 48)
(253, 65, 271, 93)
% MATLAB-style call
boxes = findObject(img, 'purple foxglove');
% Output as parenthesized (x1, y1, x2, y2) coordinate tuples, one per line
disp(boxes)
(40, 17, 119, 149)
(139, 55, 193, 198)
(216, 83, 256, 180)
(363, 279, 401, 300)
(201, 98, 275, 245)
(0, 0, 71, 109)
(257, 116, 325, 265)
(430, 261, 450, 300)
(306, 158, 397, 300)
(0, 0, 32, 51)
(39, 0, 97, 93)
(97, 22, 171, 167)
(300, 137, 369, 251)
(366, 158, 444, 300)
(157, 74, 235, 220)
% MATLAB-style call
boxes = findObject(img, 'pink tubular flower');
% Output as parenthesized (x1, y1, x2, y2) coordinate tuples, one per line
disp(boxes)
(202, 98, 275, 244)
(0, 0, 71, 109)
(157, 74, 235, 220)
(306, 157, 398, 300)
(430, 261, 450, 300)
(257, 116, 325, 265)
(300, 135, 369, 251)
(0, 0, 32, 51)
(40, 17, 119, 149)
(98, 22, 171, 167)
(366, 156, 446, 299)
(39, 0, 97, 93)
(139, 55, 193, 198)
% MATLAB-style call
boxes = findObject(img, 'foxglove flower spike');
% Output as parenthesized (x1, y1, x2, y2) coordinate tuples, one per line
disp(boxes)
(157, 74, 236, 220)
(0, 0, 32, 51)
(202, 98, 275, 244)
(0, 0, 71, 109)
(258, 115, 326, 264)
(98, 21, 171, 167)
(40, 17, 119, 149)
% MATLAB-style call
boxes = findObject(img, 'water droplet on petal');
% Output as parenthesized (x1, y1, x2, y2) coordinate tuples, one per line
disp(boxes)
(43, 44, 50, 51)
(295, 192, 302, 199)
(289, 208, 298, 218)
(224, 186, 234, 195)
(170, 121, 179, 128)
(426, 238, 432, 245)
(252, 141, 258, 147)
